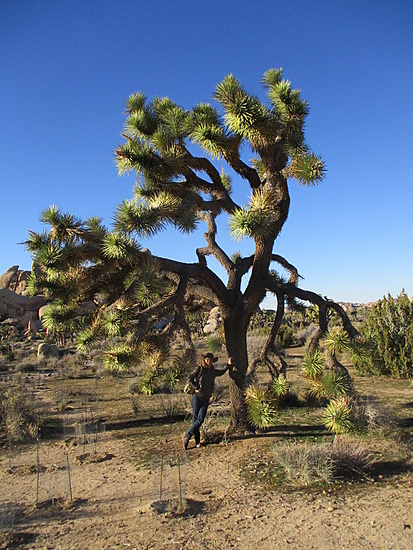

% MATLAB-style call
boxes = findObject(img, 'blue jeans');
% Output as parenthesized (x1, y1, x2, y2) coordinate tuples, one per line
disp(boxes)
(185, 394, 209, 444)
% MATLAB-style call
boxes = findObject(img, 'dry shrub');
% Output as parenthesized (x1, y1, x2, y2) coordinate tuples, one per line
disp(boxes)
(15, 356, 38, 373)
(363, 399, 396, 431)
(271, 437, 374, 486)
(295, 324, 319, 346)
(56, 353, 84, 379)
(0, 357, 10, 372)
(330, 436, 375, 477)
(0, 381, 41, 440)
(247, 334, 267, 363)
(129, 392, 187, 421)
(158, 393, 187, 422)
(272, 441, 333, 485)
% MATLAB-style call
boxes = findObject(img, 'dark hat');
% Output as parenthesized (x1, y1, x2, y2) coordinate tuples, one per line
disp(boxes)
(202, 352, 218, 363)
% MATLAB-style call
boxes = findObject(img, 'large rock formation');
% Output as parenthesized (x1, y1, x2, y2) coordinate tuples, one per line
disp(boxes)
(0, 265, 47, 332)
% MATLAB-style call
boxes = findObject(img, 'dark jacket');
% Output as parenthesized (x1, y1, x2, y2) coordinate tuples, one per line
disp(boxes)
(188, 364, 228, 400)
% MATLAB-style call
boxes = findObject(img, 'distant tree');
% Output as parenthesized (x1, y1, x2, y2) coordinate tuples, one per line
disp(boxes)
(355, 290, 413, 378)
(26, 68, 357, 433)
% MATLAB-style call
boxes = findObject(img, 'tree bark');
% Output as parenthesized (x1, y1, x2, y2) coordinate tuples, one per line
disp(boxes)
(223, 312, 253, 434)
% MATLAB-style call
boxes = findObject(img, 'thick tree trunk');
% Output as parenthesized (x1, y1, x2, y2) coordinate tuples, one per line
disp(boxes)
(223, 313, 253, 435)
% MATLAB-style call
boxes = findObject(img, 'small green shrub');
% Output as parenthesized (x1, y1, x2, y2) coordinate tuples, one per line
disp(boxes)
(270, 375, 289, 399)
(324, 328, 351, 356)
(205, 335, 222, 353)
(138, 368, 159, 395)
(276, 324, 294, 348)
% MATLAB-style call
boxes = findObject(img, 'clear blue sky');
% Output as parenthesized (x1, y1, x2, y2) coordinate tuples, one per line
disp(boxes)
(1, 0, 412, 305)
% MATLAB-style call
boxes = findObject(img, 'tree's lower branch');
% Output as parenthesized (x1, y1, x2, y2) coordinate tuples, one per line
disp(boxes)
(271, 254, 300, 284)
(281, 283, 358, 337)
(247, 289, 287, 379)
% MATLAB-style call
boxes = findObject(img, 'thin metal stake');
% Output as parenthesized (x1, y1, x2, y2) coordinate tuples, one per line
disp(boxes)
(159, 454, 164, 502)
(36, 434, 40, 507)
(178, 455, 183, 510)
(66, 452, 73, 503)
(8, 436, 12, 472)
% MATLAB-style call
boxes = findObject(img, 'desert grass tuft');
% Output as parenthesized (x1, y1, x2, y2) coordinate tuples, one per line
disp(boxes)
(272, 441, 334, 486)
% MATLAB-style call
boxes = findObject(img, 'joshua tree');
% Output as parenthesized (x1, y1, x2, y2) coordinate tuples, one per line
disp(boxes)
(27, 68, 357, 433)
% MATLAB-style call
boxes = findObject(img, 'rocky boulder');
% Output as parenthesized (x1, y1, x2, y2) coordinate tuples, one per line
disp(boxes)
(38, 342, 60, 360)
(0, 266, 19, 290)
(0, 288, 46, 320)
(203, 306, 222, 334)
(0, 266, 47, 333)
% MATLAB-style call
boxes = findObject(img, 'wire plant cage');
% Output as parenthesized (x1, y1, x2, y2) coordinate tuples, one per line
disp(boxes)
(151, 452, 188, 513)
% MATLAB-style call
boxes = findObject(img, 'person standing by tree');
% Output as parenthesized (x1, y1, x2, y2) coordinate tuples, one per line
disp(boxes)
(184, 353, 232, 449)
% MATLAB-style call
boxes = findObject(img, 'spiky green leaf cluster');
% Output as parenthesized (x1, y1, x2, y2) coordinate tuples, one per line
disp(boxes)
(101, 307, 130, 338)
(245, 384, 277, 429)
(302, 350, 324, 379)
(164, 358, 187, 389)
(270, 375, 290, 398)
(190, 103, 229, 158)
(102, 343, 134, 373)
(324, 328, 351, 356)
(40, 205, 82, 242)
(290, 153, 326, 186)
(41, 303, 83, 335)
(214, 74, 272, 148)
(308, 371, 350, 400)
(323, 396, 354, 434)
(134, 266, 165, 308)
(115, 200, 165, 237)
(229, 188, 280, 240)
(302, 347, 350, 400)
(102, 232, 141, 263)
(75, 326, 101, 352)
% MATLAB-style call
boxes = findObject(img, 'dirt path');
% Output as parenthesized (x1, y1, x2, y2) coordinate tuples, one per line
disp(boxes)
(1, 433, 412, 549)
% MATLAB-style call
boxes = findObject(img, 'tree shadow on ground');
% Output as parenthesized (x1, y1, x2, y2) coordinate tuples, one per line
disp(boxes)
(398, 417, 413, 427)
(151, 498, 206, 517)
(368, 460, 413, 479)
(223, 423, 330, 444)
(104, 414, 188, 432)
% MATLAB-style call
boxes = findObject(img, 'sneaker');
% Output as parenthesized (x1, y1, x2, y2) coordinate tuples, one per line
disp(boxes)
(196, 443, 201, 448)
(183, 435, 190, 450)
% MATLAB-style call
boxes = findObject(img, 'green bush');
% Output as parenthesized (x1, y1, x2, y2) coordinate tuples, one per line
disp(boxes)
(357, 290, 413, 378)
(205, 335, 222, 353)
(276, 324, 295, 348)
